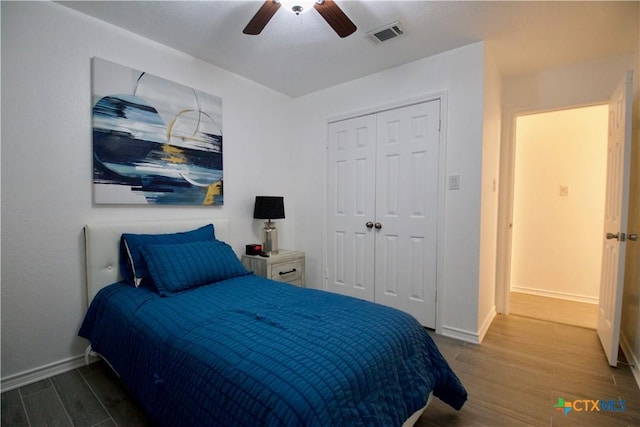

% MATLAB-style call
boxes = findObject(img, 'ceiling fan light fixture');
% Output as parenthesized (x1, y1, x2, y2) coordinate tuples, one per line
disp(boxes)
(279, 0, 318, 15)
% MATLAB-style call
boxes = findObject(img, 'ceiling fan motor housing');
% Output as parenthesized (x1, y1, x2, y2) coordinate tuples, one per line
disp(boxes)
(244, 0, 356, 38)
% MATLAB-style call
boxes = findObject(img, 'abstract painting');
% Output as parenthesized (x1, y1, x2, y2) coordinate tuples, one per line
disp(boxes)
(92, 57, 223, 205)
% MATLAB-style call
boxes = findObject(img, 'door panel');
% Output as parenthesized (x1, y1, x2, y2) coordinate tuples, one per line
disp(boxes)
(327, 115, 376, 300)
(597, 71, 633, 367)
(374, 101, 440, 328)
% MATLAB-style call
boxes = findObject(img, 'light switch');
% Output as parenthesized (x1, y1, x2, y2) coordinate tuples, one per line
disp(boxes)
(560, 185, 570, 197)
(448, 174, 460, 190)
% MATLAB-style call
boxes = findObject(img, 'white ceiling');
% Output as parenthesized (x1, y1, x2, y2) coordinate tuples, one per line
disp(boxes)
(59, 1, 639, 98)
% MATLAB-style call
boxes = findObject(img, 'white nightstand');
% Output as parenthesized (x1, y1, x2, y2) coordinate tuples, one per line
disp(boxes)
(241, 250, 305, 287)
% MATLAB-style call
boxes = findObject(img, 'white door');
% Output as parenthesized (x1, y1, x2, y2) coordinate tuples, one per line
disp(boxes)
(374, 101, 440, 327)
(326, 100, 441, 328)
(597, 71, 633, 367)
(326, 114, 377, 301)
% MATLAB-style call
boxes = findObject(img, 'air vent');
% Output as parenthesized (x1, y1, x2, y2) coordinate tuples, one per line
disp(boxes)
(365, 22, 405, 45)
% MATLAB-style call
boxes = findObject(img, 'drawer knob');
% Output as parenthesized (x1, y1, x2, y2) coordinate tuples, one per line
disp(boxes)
(279, 268, 297, 276)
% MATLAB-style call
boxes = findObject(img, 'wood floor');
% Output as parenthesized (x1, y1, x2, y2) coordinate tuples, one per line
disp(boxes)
(2, 315, 638, 427)
(418, 315, 639, 427)
(510, 291, 598, 329)
(1, 361, 151, 427)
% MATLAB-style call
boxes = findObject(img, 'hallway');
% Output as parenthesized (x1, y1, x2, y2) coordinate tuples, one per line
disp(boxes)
(509, 291, 598, 329)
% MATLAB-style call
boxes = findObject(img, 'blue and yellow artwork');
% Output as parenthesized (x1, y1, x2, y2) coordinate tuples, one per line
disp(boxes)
(92, 58, 223, 205)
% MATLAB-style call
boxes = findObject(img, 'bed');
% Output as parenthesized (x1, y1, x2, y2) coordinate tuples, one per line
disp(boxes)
(79, 218, 467, 426)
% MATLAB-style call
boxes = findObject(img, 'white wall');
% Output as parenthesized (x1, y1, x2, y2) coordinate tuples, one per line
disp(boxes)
(1, 2, 296, 381)
(477, 42, 501, 340)
(511, 106, 607, 303)
(291, 43, 486, 342)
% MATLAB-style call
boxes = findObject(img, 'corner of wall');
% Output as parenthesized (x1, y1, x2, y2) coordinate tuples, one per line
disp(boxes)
(620, 333, 640, 389)
(477, 306, 497, 343)
(440, 304, 496, 345)
(478, 38, 501, 331)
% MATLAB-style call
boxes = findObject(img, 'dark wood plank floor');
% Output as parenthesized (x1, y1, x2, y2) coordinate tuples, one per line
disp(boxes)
(2, 314, 639, 426)
(418, 315, 640, 427)
(1, 361, 151, 427)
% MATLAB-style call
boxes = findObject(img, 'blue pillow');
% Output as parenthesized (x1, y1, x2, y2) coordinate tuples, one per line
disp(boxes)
(141, 240, 249, 296)
(120, 224, 215, 286)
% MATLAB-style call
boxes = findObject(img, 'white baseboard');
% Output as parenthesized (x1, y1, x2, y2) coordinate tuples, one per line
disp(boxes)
(1, 354, 87, 393)
(620, 334, 640, 390)
(511, 286, 598, 305)
(440, 325, 481, 344)
(477, 306, 497, 343)
(439, 306, 497, 345)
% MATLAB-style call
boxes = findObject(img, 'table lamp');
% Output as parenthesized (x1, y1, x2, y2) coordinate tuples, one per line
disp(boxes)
(253, 196, 285, 255)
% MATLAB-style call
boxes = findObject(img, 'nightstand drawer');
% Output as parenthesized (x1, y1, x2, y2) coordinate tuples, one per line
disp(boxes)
(241, 249, 305, 287)
(270, 260, 303, 283)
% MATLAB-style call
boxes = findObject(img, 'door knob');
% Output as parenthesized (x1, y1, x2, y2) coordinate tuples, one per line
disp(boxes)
(374, 222, 382, 229)
(629, 234, 638, 241)
(606, 232, 627, 241)
(365, 221, 374, 229)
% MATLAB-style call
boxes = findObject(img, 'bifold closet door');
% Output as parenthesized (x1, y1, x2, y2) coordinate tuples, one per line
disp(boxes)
(374, 100, 440, 328)
(326, 100, 440, 328)
(326, 114, 377, 301)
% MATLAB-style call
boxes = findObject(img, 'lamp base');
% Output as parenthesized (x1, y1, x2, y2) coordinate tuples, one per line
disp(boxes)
(262, 220, 279, 255)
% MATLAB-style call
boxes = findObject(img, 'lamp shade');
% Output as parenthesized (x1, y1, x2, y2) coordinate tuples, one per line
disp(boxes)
(253, 196, 285, 220)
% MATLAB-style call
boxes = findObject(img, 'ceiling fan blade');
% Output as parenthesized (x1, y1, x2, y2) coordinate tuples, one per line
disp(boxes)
(314, 0, 357, 38)
(243, 1, 281, 35)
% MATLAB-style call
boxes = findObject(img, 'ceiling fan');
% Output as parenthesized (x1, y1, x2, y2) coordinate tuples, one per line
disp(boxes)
(243, 0, 357, 38)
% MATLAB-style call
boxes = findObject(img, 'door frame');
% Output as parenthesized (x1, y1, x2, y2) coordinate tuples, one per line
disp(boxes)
(496, 102, 609, 315)
(323, 91, 449, 334)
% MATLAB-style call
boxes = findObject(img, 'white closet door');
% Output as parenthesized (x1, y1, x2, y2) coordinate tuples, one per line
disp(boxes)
(374, 100, 440, 328)
(326, 114, 377, 301)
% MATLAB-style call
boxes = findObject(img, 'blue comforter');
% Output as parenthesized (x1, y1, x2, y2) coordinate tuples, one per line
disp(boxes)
(79, 275, 466, 426)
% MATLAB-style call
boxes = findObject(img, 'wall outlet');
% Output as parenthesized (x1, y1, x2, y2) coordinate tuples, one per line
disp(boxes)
(560, 185, 570, 197)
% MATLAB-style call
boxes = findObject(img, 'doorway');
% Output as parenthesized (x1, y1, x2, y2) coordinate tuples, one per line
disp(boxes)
(508, 105, 608, 329)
